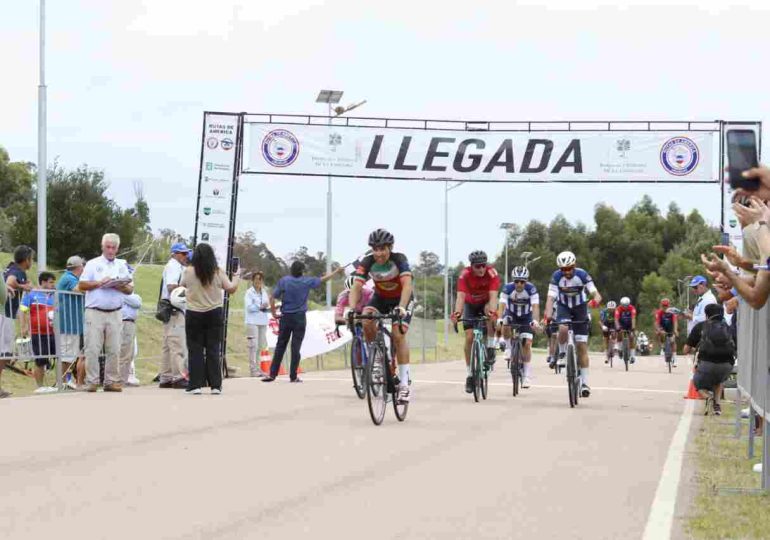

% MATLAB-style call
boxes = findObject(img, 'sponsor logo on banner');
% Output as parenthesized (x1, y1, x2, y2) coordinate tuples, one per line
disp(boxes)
(660, 137, 699, 176)
(202, 207, 226, 216)
(205, 162, 231, 172)
(201, 222, 226, 229)
(206, 137, 219, 149)
(262, 129, 300, 167)
(221, 138, 234, 151)
(204, 175, 229, 184)
(201, 232, 210, 241)
(207, 122, 235, 136)
(329, 133, 342, 152)
(616, 139, 631, 158)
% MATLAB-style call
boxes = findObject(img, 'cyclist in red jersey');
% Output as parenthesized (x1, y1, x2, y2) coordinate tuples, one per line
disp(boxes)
(614, 296, 637, 364)
(451, 250, 500, 394)
(348, 228, 414, 404)
(654, 298, 679, 367)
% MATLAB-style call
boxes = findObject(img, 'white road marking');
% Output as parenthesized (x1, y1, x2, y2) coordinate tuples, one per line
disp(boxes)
(642, 399, 695, 540)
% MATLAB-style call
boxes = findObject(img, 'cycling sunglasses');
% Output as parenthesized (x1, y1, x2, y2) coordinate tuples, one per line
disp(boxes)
(513, 279, 526, 284)
(472, 263, 486, 269)
(560, 266, 575, 272)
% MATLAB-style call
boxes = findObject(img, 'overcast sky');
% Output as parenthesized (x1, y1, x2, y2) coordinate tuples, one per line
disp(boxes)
(2, 0, 768, 267)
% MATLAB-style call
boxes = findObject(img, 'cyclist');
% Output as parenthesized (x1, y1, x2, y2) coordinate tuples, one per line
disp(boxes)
(335, 276, 374, 326)
(348, 229, 414, 403)
(451, 250, 500, 394)
(600, 300, 617, 363)
(498, 266, 541, 389)
(615, 296, 637, 364)
(654, 298, 679, 367)
(544, 251, 602, 397)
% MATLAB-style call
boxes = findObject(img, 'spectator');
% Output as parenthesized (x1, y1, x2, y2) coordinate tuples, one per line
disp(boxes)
(78, 233, 134, 393)
(0, 245, 34, 398)
(682, 275, 717, 335)
(159, 242, 191, 389)
(120, 286, 142, 386)
(19, 272, 56, 389)
(245, 271, 270, 378)
(56, 255, 85, 388)
(180, 242, 240, 395)
(263, 261, 343, 383)
(684, 303, 735, 415)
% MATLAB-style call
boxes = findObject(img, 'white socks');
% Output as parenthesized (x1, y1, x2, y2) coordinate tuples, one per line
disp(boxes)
(580, 367, 589, 386)
(523, 363, 531, 377)
(398, 364, 410, 385)
(466, 364, 472, 376)
(558, 341, 567, 355)
(487, 337, 496, 348)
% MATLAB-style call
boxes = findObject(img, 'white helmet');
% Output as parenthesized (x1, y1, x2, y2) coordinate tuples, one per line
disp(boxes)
(170, 286, 187, 310)
(511, 266, 529, 280)
(344, 275, 356, 290)
(606, 300, 617, 309)
(556, 251, 576, 268)
(620, 296, 631, 306)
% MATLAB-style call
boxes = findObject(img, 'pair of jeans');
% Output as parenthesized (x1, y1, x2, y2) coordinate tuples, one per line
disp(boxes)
(185, 308, 223, 390)
(270, 312, 306, 380)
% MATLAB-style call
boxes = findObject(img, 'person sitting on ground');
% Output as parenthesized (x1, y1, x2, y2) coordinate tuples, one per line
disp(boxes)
(683, 303, 735, 416)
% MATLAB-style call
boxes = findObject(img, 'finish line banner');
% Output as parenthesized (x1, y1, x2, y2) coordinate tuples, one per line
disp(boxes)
(243, 123, 718, 182)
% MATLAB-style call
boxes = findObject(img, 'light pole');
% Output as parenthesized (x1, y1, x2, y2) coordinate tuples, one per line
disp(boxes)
(499, 223, 516, 281)
(315, 89, 344, 308)
(37, 0, 47, 270)
(443, 179, 465, 345)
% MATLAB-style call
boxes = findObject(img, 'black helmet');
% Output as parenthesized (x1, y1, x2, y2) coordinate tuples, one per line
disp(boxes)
(469, 250, 488, 265)
(368, 228, 394, 247)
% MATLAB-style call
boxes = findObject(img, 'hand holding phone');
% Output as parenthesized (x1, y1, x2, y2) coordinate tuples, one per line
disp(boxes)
(231, 257, 240, 273)
(727, 130, 759, 190)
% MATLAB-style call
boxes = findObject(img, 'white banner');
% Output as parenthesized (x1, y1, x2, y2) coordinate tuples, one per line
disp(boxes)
(244, 123, 718, 182)
(266, 310, 351, 360)
(197, 113, 239, 265)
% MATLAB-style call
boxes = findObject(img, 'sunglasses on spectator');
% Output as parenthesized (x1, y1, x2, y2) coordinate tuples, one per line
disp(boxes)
(472, 264, 486, 269)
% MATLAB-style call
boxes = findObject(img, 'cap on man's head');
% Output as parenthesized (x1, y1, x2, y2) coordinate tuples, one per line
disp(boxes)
(171, 242, 192, 254)
(705, 303, 723, 319)
(66, 255, 85, 269)
(689, 275, 707, 287)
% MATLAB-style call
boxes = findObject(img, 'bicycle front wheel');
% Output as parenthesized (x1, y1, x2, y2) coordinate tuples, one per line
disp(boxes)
(392, 364, 408, 422)
(511, 341, 520, 397)
(351, 336, 366, 399)
(623, 338, 629, 372)
(664, 337, 673, 374)
(566, 344, 578, 408)
(471, 339, 482, 403)
(366, 344, 387, 425)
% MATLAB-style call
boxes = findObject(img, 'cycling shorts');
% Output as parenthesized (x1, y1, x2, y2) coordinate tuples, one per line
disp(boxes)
(617, 319, 634, 332)
(364, 294, 413, 329)
(504, 313, 533, 341)
(462, 303, 489, 333)
(556, 303, 589, 337)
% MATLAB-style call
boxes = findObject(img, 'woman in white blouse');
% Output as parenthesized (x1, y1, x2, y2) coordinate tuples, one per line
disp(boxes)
(245, 271, 271, 377)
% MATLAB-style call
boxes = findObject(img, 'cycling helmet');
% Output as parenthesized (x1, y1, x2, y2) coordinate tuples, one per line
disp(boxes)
(368, 228, 394, 247)
(620, 296, 631, 306)
(511, 266, 529, 280)
(344, 276, 356, 290)
(170, 287, 187, 311)
(606, 300, 617, 309)
(556, 251, 576, 268)
(660, 298, 671, 307)
(468, 250, 488, 265)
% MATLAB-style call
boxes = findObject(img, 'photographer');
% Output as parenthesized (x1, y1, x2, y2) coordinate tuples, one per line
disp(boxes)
(684, 303, 735, 416)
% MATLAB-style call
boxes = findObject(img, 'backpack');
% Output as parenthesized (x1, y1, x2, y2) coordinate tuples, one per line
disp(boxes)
(699, 318, 736, 360)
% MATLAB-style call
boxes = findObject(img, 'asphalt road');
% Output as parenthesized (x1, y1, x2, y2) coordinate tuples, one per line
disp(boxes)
(1, 351, 693, 540)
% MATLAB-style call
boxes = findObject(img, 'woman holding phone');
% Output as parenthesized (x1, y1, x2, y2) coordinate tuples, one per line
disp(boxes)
(181, 243, 240, 394)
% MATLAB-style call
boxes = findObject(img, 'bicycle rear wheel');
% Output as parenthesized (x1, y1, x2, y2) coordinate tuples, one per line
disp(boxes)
(566, 344, 578, 408)
(366, 344, 387, 425)
(392, 361, 409, 422)
(351, 336, 366, 399)
(471, 339, 482, 403)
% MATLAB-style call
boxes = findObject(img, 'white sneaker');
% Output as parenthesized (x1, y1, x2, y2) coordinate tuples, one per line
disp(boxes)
(65, 379, 78, 390)
(186, 388, 202, 395)
(211, 388, 222, 395)
(557, 353, 566, 367)
(741, 408, 750, 419)
(126, 376, 141, 387)
(522, 376, 531, 389)
(397, 384, 410, 403)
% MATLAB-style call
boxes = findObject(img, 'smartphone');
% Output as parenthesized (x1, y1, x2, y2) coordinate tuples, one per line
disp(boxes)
(231, 257, 240, 272)
(727, 130, 759, 190)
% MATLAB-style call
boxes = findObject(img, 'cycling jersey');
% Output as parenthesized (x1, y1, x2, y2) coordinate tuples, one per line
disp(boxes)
(547, 268, 597, 308)
(599, 308, 616, 327)
(500, 282, 539, 318)
(615, 306, 636, 330)
(335, 285, 374, 319)
(655, 309, 677, 332)
(457, 265, 501, 305)
(353, 253, 412, 300)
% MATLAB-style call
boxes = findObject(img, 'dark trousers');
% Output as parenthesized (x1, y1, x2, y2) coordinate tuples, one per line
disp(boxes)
(185, 308, 223, 390)
(270, 312, 306, 380)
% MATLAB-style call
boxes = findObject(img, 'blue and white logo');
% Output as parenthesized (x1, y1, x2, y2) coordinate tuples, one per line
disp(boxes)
(660, 137, 699, 176)
(262, 129, 300, 167)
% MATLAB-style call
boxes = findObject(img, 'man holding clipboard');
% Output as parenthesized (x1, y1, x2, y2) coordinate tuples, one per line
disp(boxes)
(77, 233, 134, 392)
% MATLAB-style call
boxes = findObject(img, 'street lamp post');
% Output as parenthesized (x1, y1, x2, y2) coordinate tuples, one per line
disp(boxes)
(443, 179, 465, 345)
(37, 0, 47, 270)
(499, 223, 516, 281)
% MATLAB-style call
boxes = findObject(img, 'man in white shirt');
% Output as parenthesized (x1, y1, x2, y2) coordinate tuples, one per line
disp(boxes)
(159, 242, 191, 388)
(78, 233, 133, 392)
(683, 275, 718, 335)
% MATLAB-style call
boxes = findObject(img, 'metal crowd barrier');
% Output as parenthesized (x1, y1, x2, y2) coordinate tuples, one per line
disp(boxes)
(1, 289, 85, 391)
(734, 301, 769, 491)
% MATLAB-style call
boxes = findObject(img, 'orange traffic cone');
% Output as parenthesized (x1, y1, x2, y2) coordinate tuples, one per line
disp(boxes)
(684, 365, 704, 400)
(259, 350, 271, 377)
